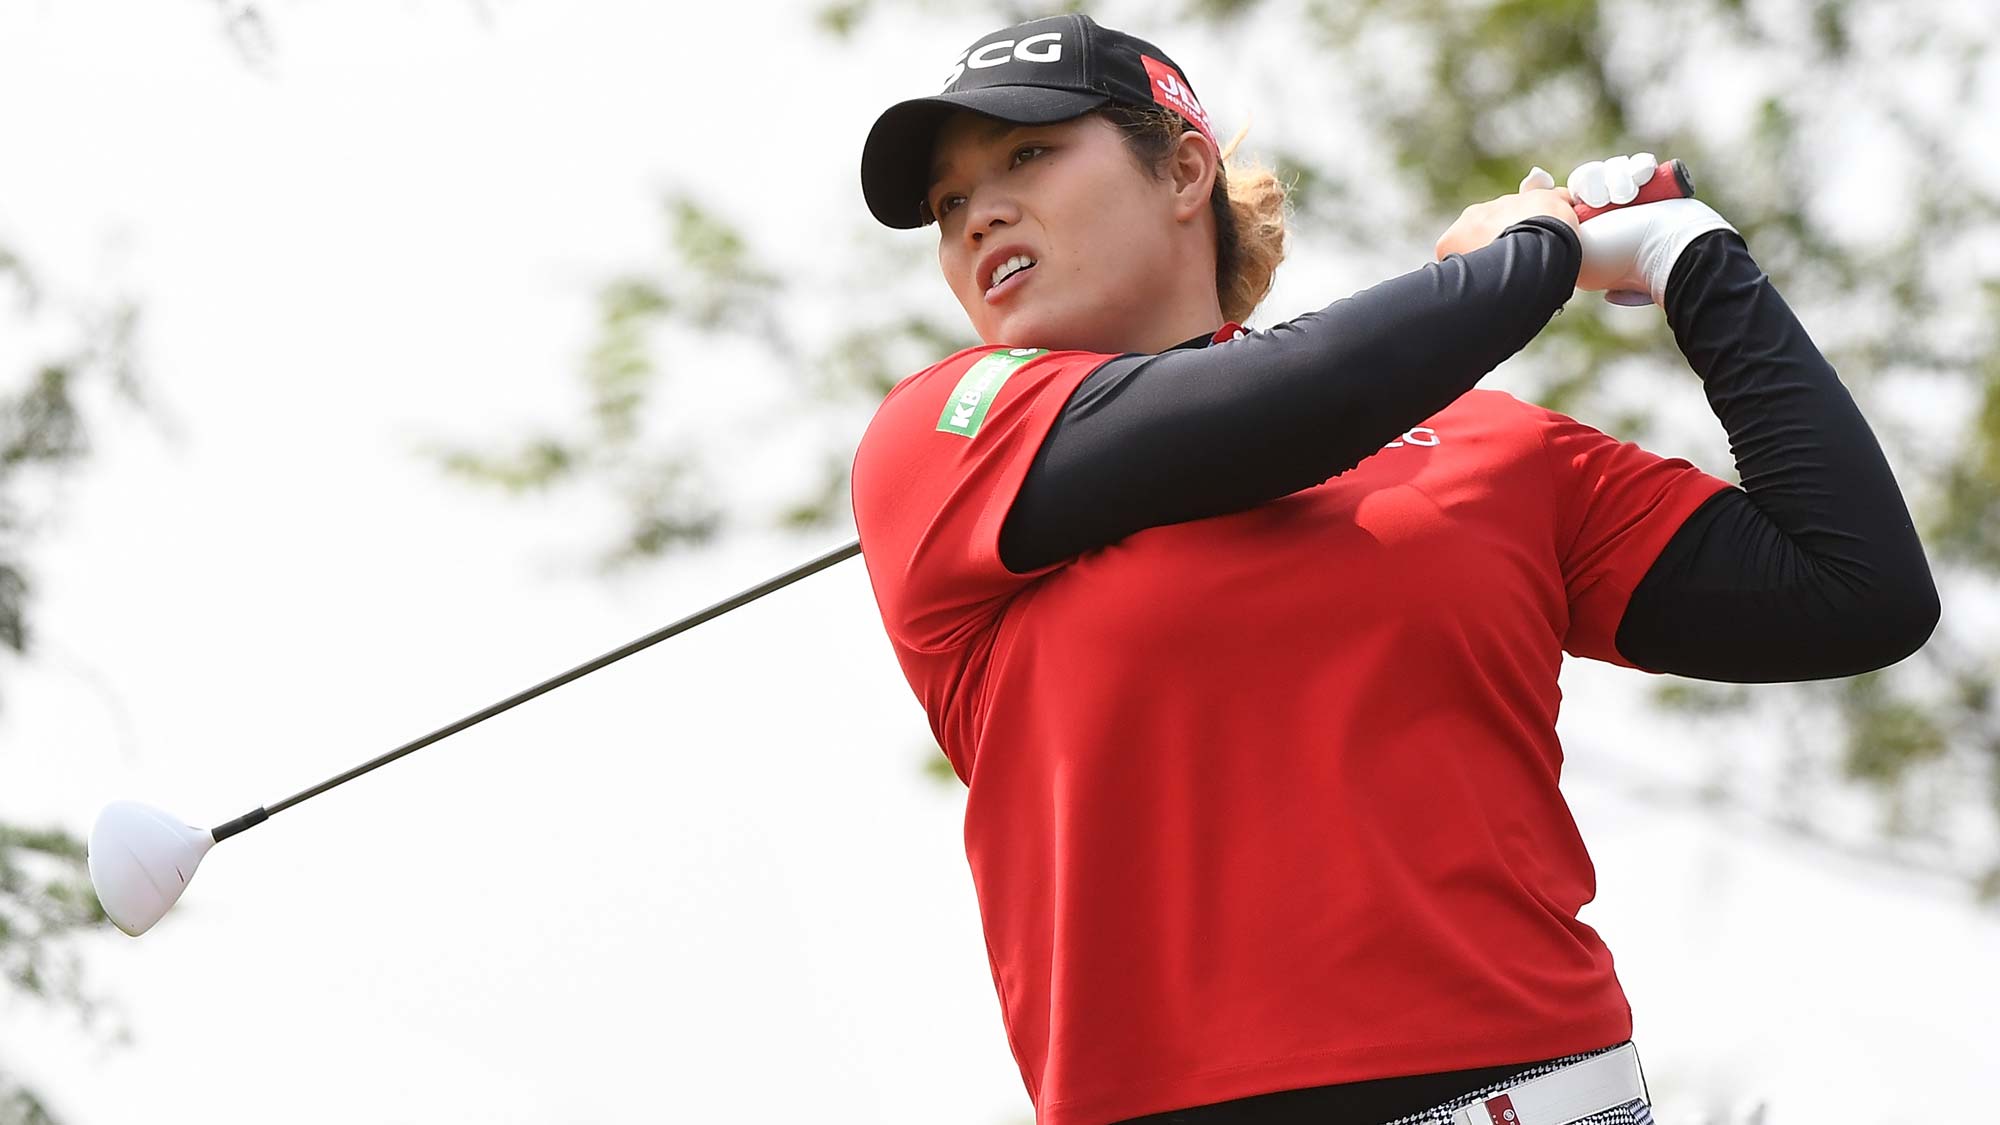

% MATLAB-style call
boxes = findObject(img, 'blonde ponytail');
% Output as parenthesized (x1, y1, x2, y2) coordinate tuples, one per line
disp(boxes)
(1215, 156, 1289, 324)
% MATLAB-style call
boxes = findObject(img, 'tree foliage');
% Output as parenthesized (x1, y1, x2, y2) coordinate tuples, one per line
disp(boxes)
(0, 822, 108, 1124)
(0, 227, 145, 1124)
(433, 191, 972, 568)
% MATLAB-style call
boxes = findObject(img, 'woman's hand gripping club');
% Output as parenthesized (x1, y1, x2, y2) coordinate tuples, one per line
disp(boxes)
(1526, 154, 1735, 306)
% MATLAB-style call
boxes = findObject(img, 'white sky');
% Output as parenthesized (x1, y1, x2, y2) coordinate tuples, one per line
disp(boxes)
(0, 3, 1995, 1124)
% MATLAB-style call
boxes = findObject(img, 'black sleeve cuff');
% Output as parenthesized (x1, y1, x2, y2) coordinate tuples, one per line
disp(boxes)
(1505, 215, 1582, 287)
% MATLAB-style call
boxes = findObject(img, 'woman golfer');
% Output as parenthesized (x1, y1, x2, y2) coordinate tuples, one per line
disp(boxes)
(850, 14, 1937, 1125)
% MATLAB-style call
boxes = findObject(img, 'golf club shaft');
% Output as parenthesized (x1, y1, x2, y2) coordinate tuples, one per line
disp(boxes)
(210, 538, 863, 842)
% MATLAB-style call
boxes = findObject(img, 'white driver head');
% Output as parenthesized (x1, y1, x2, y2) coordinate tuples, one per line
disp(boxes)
(87, 802, 214, 937)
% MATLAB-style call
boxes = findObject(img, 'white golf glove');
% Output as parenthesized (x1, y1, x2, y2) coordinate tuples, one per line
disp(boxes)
(1521, 153, 1736, 307)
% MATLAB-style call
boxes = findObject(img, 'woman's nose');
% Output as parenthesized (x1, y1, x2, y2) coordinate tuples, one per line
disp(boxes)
(963, 187, 1019, 244)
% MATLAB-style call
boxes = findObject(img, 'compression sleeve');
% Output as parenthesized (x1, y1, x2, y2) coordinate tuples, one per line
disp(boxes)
(1612, 231, 1941, 680)
(997, 216, 1581, 573)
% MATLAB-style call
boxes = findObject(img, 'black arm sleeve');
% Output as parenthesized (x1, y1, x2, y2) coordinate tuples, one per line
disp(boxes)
(997, 216, 1581, 573)
(1614, 231, 1941, 680)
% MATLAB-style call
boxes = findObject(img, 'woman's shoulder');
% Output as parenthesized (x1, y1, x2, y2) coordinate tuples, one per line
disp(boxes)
(869, 345, 1117, 428)
(855, 345, 1118, 470)
(880, 343, 1114, 395)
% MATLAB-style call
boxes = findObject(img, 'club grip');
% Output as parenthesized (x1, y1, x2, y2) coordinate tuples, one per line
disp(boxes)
(1574, 159, 1694, 222)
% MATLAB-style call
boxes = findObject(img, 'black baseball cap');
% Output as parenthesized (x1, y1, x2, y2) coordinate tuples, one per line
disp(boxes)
(860, 14, 1217, 229)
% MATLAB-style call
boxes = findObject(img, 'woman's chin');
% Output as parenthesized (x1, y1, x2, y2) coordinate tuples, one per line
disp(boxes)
(981, 306, 1095, 352)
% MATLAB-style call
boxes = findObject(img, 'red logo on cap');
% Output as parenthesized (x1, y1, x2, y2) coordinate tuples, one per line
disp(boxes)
(1482, 1094, 1520, 1125)
(1141, 55, 1215, 144)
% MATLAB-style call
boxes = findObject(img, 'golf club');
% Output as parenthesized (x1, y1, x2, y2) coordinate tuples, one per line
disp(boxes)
(87, 536, 862, 937)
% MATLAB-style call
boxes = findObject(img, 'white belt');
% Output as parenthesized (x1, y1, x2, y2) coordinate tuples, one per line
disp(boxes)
(1448, 1043, 1648, 1125)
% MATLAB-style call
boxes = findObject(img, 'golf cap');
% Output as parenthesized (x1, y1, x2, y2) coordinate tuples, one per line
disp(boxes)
(861, 13, 1217, 229)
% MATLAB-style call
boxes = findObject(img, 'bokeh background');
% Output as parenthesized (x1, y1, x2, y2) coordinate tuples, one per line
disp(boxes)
(2, 1, 1996, 1122)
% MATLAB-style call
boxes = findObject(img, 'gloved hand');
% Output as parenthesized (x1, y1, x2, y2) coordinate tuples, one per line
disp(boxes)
(1521, 154, 1736, 307)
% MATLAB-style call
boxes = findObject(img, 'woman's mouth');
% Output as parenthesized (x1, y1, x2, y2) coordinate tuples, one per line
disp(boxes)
(985, 255, 1037, 303)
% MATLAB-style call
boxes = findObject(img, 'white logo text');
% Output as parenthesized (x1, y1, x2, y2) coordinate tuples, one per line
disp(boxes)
(944, 32, 1063, 88)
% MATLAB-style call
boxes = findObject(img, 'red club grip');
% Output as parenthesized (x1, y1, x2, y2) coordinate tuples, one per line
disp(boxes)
(1573, 159, 1694, 222)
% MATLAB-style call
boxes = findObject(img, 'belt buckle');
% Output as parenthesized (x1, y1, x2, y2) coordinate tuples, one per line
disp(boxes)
(1449, 1043, 1647, 1125)
(1474, 1093, 1521, 1125)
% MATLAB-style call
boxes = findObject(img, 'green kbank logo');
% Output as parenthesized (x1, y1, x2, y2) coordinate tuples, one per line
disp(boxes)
(936, 348, 1046, 438)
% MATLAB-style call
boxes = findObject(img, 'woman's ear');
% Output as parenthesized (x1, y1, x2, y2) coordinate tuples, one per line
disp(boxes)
(1168, 131, 1220, 222)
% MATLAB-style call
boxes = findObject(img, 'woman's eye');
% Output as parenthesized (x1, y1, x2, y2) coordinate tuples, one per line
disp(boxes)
(1011, 145, 1047, 167)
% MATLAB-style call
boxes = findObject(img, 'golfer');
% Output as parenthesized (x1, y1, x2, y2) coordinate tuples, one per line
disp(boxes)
(850, 14, 1937, 1125)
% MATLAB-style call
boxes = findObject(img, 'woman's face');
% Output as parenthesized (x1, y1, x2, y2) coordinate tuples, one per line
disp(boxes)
(927, 112, 1199, 352)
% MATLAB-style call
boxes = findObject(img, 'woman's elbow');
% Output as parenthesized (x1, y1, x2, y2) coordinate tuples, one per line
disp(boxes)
(1864, 577, 1942, 669)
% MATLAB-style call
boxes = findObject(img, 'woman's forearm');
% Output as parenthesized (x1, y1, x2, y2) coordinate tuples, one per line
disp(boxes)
(999, 217, 1581, 573)
(1617, 231, 1941, 680)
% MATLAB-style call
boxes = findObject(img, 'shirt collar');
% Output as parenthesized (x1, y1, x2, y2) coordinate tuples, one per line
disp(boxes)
(1168, 322, 1247, 351)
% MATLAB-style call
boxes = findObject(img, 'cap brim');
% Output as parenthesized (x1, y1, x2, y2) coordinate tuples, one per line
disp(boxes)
(861, 86, 1109, 229)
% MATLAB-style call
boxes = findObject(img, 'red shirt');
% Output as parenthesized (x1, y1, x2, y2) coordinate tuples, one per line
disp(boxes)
(849, 340, 1733, 1125)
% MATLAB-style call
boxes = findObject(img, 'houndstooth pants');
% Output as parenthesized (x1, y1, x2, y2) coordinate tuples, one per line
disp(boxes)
(1380, 1043, 1655, 1125)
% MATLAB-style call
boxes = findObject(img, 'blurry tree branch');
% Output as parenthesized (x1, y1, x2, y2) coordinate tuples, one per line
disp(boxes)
(429, 192, 973, 570)
(0, 229, 149, 1119)
(0, 826, 108, 1017)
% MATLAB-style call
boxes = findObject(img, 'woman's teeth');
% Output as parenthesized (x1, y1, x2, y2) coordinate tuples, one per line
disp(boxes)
(989, 255, 1037, 291)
